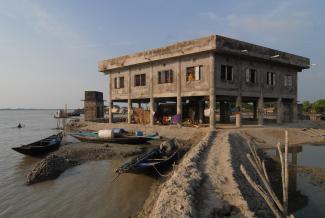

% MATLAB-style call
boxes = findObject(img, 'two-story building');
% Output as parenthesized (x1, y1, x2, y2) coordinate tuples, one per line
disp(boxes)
(98, 35, 310, 128)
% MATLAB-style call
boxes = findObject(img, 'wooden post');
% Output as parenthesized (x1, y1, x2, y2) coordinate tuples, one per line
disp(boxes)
(209, 54, 216, 129)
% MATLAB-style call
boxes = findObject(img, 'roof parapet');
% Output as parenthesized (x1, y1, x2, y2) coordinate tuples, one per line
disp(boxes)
(98, 34, 310, 73)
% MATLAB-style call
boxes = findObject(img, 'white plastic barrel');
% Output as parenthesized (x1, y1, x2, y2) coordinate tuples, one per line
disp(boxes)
(98, 129, 114, 138)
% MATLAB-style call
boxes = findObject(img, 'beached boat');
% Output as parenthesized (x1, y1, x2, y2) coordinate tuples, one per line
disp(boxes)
(115, 139, 180, 175)
(12, 133, 63, 156)
(69, 129, 159, 144)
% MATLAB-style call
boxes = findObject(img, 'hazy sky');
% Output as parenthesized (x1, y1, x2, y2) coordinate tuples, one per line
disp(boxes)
(0, 0, 324, 109)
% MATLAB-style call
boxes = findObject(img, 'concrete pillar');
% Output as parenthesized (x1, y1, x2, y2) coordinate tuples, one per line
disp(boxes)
(127, 68, 132, 124)
(253, 101, 257, 120)
(290, 148, 298, 192)
(109, 101, 113, 124)
(150, 63, 154, 125)
(127, 99, 132, 124)
(292, 98, 298, 122)
(108, 75, 113, 124)
(177, 58, 182, 125)
(276, 98, 283, 125)
(236, 96, 242, 127)
(209, 54, 216, 129)
(199, 100, 204, 124)
(258, 97, 264, 126)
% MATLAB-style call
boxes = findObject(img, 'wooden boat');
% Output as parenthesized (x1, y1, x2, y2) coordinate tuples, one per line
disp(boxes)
(12, 133, 63, 156)
(69, 129, 159, 144)
(115, 139, 180, 175)
(70, 134, 155, 144)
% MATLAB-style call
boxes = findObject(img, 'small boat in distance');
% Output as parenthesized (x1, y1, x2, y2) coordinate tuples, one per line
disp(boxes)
(115, 139, 180, 175)
(12, 133, 63, 156)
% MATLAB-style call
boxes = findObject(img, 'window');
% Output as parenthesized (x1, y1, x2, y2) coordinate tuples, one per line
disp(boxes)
(267, 72, 276, 86)
(186, 66, 202, 81)
(284, 75, 293, 88)
(134, 74, 146, 86)
(114, 76, 124, 89)
(221, 65, 233, 81)
(245, 69, 256, 83)
(158, 70, 173, 84)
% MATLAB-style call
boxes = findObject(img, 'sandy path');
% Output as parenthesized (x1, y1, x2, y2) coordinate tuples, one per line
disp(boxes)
(196, 130, 253, 217)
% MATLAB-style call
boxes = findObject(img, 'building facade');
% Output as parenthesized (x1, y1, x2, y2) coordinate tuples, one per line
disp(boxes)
(98, 35, 309, 128)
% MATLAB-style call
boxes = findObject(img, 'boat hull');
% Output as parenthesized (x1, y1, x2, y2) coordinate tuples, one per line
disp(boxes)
(12, 133, 63, 156)
(71, 135, 152, 144)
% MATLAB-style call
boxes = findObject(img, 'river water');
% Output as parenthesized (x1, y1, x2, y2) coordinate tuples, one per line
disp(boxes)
(265, 144, 325, 217)
(0, 110, 156, 218)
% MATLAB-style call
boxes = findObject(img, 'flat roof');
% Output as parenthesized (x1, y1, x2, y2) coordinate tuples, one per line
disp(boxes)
(98, 34, 310, 73)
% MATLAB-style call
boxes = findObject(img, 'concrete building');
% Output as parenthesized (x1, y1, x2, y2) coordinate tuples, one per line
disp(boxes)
(84, 91, 104, 121)
(98, 35, 310, 128)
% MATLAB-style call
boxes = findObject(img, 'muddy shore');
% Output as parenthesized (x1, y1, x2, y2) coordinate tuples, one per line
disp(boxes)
(26, 120, 325, 217)
(26, 142, 150, 184)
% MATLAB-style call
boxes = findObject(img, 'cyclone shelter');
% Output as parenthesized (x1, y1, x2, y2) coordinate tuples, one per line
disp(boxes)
(98, 35, 310, 128)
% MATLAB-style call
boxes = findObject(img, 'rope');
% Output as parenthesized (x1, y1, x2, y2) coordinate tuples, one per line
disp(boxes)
(152, 163, 175, 177)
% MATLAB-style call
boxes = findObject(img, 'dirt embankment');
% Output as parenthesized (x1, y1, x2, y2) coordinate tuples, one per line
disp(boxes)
(26, 142, 147, 185)
(140, 129, 273, 218)
(240, 127, 325, 148)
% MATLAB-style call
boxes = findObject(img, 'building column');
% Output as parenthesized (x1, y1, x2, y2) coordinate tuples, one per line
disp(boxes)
(176, 58, 182, 126)
(149, 63, 154, 125)
(236, 95, 242, 127)
(209, 54, 216, 129)
(127, 68, 132, 124)
(253, 101, 257, 120)
(108, 75, 113, 124)
(258, 96, 264, 126)
(292, 98, 298, 122)
(109, 100, 113, 124)
(199, 100, 204, 124)
(127, 99, 132, 124)
(276, 98, 283, 125)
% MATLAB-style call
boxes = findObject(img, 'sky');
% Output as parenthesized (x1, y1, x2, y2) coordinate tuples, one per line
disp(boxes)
(0, 0, 324, 109)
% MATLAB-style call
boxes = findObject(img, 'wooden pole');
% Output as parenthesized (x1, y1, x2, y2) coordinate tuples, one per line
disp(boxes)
(284, 130, 289, 217)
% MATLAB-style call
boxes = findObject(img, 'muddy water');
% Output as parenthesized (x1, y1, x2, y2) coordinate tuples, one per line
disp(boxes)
(264, 144, 325, 217)
(0, 110, 156, 218)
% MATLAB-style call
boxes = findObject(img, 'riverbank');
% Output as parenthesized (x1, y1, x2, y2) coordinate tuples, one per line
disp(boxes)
(26, 120, 325, 216)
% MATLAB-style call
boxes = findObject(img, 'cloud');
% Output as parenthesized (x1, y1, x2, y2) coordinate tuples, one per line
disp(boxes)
(199, 1, 311, 34)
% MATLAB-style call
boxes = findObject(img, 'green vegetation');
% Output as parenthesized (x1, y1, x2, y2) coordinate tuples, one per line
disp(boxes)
(303, 99, 325, 113)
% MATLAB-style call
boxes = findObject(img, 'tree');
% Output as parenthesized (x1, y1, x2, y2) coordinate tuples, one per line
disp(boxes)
(311, 99, 325, 113)
(302, 101, 311, 113)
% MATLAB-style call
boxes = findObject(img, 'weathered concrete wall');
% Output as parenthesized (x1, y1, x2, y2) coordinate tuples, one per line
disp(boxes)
(181, 53, 211, 97)
(109, 51, 298, 101)
(214, 54, 298, 99)
(84, 101, 104, 121)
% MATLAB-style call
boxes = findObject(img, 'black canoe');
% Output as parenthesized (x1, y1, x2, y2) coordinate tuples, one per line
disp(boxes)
(12, 133, 63, 156)
(71, 134, 154, 144)
(115, 139, 180, 175)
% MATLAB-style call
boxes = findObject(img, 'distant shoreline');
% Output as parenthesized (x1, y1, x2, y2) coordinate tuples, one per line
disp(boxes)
(0, 108, 80, 111)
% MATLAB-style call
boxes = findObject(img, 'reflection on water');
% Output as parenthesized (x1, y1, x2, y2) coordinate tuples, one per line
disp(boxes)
(263, 144, 325, 217)
(0, 110, 156, 218)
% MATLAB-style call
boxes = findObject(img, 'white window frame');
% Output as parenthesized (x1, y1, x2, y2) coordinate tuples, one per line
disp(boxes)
(267, 72, 276, 86)
(245, 68, 257, 84)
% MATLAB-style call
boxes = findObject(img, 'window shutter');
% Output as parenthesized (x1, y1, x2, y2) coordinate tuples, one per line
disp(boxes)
(246, 69, 250, 82)
(195, 66, 200, 80)
(273, 73, 276, 86)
